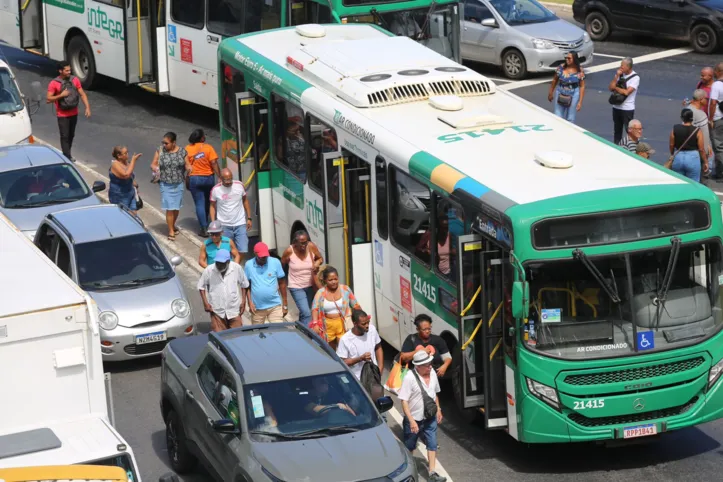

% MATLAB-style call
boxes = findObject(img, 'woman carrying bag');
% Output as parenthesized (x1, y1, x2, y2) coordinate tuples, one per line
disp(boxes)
(666, 108, 707, 182)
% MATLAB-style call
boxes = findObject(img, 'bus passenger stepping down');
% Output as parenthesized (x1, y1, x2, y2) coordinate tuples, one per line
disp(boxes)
(281, 230, 323, 328)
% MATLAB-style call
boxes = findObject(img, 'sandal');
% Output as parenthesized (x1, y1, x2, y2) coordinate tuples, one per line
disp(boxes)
(174, 225, 181, 233)
(168, 234, 176, 242)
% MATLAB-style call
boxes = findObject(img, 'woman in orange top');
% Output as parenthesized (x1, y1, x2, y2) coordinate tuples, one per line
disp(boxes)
(186, 128, 221, 237)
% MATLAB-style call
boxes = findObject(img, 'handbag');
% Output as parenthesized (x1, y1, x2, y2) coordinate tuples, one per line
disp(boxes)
(383, 353, 409, 395)
(557, 93, 573, 107)
(664, 127, 700, 169)
(609, 73, 638, 105)
(412, 369, 438, 420)
(135, 188, 144, 210)
(330, 292, 353, 331)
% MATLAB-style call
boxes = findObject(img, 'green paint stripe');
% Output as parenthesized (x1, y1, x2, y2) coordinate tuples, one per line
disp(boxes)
(258, 171, 271, 190)
(409, 151, 444, 182)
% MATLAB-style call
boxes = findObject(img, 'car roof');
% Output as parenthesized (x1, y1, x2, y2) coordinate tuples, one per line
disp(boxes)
(48, 204, 146, 244)
(0, 145, 71, 171)
(213, 324, 344, 384)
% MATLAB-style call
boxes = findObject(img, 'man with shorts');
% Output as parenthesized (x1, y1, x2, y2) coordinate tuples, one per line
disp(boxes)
(245, 242, 288, 324)
(210, 168, 253, 263)
(197, 249, 249, 332)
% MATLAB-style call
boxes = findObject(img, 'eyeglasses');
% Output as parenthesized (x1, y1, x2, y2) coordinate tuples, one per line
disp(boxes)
(210, 232, 221, 237)
(418, 327, 432, 333)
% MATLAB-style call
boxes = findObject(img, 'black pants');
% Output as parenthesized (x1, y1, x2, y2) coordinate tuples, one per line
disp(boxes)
(57, 115, 78, 159)
(612, 108, 634, 145)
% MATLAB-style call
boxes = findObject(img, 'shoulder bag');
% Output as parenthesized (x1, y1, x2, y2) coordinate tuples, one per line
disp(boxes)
(609, 73, 638, 106)
(411, 369, 438, 420)
(664, 127, 699, 169)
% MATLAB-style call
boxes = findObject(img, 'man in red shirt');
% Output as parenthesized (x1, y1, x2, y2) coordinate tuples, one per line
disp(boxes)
(46, 61, 91, 162)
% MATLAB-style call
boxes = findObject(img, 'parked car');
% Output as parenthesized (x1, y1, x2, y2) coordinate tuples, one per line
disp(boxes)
(34, 204, 194, 361)
(160, 323, 414, 482)
(461, 0, 594, 79)
(574, 0, 723, 53)
(0, 59, 42, 146)
(0, 144, 104, 239)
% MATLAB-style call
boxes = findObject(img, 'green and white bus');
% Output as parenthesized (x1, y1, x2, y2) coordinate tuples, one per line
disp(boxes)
(217, 23, 723, 443)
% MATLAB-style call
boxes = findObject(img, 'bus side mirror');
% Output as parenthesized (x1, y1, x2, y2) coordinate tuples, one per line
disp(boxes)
(512, 281, 529, 319)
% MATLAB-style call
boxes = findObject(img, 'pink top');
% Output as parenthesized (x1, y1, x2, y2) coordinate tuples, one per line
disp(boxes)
(288, 250, 314, 289)
(438, 234, 451, 275)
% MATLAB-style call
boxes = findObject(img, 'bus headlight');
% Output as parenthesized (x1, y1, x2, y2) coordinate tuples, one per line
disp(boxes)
(526, 377, 560, 409)
(99, 311, 119, 330)
(709, 359, 723, 388)
(172, 299, 190, 318)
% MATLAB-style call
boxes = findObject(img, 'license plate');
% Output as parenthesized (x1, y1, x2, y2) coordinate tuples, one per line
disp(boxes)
(135, 331, 167, 345)
(623, 423, 657, 439)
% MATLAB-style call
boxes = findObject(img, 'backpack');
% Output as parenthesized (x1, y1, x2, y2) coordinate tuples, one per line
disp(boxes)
(608, 73, 638, 106)
(54, 75, 79, 110)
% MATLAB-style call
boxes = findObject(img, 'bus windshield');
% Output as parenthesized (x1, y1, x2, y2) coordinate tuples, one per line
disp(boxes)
(343, 4, 460, 60)
(525, 241, 723, 360)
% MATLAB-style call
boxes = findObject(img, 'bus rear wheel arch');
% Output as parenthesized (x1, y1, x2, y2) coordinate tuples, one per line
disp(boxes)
(66, 33, 98, 89)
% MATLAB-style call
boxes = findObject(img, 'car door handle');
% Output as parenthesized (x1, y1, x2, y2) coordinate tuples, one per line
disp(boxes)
(185, 389, 195, 400)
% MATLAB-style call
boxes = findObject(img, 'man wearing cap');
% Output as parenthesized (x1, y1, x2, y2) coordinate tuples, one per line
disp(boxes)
(199, 220, 241, 268)
(398, 350, 446, 482)
(635, 142, 655, 160)
(244, 242, 288, 324)
(197, 248, 250, 332)
(210, 168, 252, 264)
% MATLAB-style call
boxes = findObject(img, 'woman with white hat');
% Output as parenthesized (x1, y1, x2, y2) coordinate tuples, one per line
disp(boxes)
(398, 350, 446, 482)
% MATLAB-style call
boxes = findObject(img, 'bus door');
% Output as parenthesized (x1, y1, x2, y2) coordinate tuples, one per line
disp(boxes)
(456, 235, 508, 428)
(0, 0, 42, 49)
(235, 91, 267, 240)
(125, 0, 154, 85)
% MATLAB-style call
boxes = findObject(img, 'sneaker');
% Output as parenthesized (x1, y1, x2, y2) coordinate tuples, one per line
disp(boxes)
(199, 228, 209, 238)
(429, 472, 447, 482)
(69, 157, 76, 163)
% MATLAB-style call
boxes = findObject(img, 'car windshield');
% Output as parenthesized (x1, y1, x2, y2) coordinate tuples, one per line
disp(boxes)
(489, 0, 556, 25)
(525, 241, 723, 360)
(75, 233, 174, 290)
(0, 68, 24, 115)
(0, 163, 91, 208)
(244, 372, 380, 442)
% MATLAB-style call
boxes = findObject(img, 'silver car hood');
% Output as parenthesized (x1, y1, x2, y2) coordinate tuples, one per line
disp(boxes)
(0, 194, 100, 233)
(513, 19, 584, 41)
(88, 276, 185, 327)
(254, 424, 405, 481)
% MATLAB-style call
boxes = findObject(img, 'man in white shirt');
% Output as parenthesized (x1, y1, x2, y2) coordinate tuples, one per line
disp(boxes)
(210, 168, 253, 262)
(197, 249, 250, 332)
(336, 310, 383, 381)
(608, 57, 640, 145)
(398, 350, 446, 482)
(708, 62, 723, 179)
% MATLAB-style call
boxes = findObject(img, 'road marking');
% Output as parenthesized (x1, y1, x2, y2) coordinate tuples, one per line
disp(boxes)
(714, 191, 723, 196)
(501, 47, 694, 91)
(594, 53, 624, 59)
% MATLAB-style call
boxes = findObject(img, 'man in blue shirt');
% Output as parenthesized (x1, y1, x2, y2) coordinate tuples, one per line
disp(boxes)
(244, 242, 288, 324)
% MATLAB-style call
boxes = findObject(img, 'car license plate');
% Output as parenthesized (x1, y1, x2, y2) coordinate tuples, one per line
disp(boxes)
(623, 423, 657, 439)
(135, 331, 167, 345)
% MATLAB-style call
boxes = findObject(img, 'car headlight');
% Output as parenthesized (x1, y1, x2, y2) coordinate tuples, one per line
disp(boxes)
(387, 456, 409, 479)
(526, 377, 560, 409)
(583, 31, 591, 43)
(532, 38, 554, 49)
(709, 359, 723, 388)
(398, 187, 419, 210)
(99, 311, 119, 330)
(172, 298, 190, 318)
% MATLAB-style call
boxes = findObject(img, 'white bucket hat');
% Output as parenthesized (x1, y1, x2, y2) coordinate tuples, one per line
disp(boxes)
(412, 350, 433, 366)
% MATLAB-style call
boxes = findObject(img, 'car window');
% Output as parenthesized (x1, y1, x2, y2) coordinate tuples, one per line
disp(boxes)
(0, 68, 24, 115)
(55, 236, 72, 277)
(0, 163, 90, 208)
(74, 233, 173, 290)
(197, 355, 241, 425)
(244, 372, 380, 442)
(465, 0, 494, 22)
(488, 0, 556, 25)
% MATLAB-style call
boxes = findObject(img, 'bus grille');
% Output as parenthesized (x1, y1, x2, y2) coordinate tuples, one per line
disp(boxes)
(563, 357, 706, 386)
(568, 396, 698, 428)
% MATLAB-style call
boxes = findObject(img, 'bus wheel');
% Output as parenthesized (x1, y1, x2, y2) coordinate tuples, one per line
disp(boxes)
(67, 35, 97, 89)
(452, 347, 481, 424)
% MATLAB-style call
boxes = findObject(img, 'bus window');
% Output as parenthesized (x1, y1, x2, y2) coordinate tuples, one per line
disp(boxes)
(221, 63, 245, 133)
(289, 0, 331, 25)
(208, 0, 242, 36)
(390, 166, 430, 264)
(306, 114, 337, 194)
(171, 0, 203, 28)
(343, 151, 371, 245)
(375, 156, 388, 240)
(272, 94, 307, 181)
(89, 453, 138, 481)
(432, 198, 464, 285)
(243, 0, 281, 33)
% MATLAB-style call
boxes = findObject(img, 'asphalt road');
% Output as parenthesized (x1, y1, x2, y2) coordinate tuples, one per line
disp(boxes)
(5, 9, 723, 482)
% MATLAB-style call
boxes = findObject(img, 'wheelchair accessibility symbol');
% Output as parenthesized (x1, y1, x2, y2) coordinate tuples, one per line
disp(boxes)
(637, 331, 654, 351)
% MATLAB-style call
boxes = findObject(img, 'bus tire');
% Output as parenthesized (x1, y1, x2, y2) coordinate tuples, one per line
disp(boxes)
(166, 409, 197, 473)
(67, 35, 97, 89)
(451, 347, 481, 424)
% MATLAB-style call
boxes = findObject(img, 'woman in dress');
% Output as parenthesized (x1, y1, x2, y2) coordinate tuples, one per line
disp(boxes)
(547, 51, 586, 124)
(310, 266, 361, 350)
(108, 146, 141, 215)
(281, 230, 323, 327)
(151, 132, 190, 241)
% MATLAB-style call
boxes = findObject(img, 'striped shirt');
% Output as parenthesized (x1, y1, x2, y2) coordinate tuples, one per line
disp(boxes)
(619, 132, 638, 152)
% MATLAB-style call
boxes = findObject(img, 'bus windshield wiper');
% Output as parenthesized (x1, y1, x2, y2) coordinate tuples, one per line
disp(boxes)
(654, 236, 681, 329)
(573, 249, 621, 303)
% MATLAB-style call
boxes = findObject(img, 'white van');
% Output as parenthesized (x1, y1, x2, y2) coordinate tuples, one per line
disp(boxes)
(0, 213, 141, 481)
(0, 59, 41, 146)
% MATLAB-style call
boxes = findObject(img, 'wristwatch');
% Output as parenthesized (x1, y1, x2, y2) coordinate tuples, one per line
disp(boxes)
(282, 305, 288, 310)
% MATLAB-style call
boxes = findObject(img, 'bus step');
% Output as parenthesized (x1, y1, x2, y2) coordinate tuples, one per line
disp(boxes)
(138, 82, 157, 93)
(25, 48, 45, 56)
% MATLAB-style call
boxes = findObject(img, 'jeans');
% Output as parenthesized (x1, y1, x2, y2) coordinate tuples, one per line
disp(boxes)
(289, 286, 317, 327)
(712, 119, 723, 177)
(672, 150, 702, 182)
(223, 223, 248, 253)
(189, 174, 215, 229)
(403, 416, 438, 452)
(57, 115, 78, 159)
(553, 88, 580, 123)
(612, 108, 635, 145)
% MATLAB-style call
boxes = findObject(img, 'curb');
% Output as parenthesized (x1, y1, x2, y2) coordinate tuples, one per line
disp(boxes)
(541, 1, 572, 11)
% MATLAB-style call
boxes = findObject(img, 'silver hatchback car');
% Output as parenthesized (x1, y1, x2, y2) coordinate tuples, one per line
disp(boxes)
(34, 204, 194, 361)
(461, 0, 594, 79)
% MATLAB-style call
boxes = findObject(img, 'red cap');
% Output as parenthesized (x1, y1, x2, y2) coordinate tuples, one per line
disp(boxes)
(254, 242, 270, 257)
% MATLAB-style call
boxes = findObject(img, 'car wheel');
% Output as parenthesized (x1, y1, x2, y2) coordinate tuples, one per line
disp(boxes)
(691, 24, 718, 54)
(451, 347, 481, 424)
(585, 11, 610, 41)
(67, 35, 97, 89)
(502, 49, 527, 80)
(166, 410, 197, 474)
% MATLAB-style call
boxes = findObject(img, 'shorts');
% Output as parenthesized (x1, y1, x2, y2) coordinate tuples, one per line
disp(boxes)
(160, 182, 184, 211)
(324, 316, 345, 342)
(251, 305, 284, 324)
(223, 223, 249, 253)
(402, 416, 438, 452)
(210, 312, 243, 332)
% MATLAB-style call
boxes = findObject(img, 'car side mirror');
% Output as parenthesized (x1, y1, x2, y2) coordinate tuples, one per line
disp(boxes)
(481, 18, 498, 28)
(92, 181, 106, 193)
(512, 281, 529, 319)
(375, 396, 394, 414)
(211, 418, 240, 434)
(170, 255, 183, 267)
(159, 473, 180, 482)
(31, 81, 43, 102)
